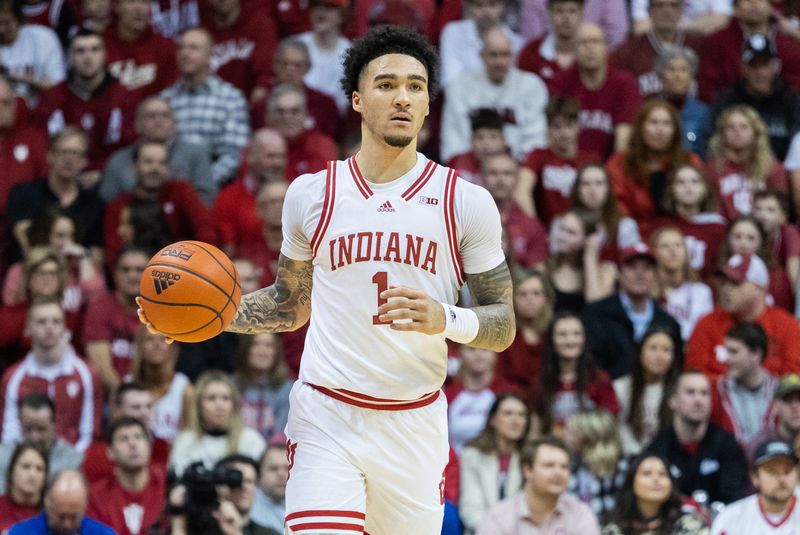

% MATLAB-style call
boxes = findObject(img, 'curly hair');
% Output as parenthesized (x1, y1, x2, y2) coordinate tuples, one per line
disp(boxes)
(340, 25, 439, 100)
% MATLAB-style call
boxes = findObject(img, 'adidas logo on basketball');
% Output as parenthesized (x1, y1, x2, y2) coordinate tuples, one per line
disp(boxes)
(378, 200, 395, 213)
(151, 270, 180, 295)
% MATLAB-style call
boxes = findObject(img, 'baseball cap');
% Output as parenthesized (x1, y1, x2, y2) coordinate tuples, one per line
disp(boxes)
(742, 34, 776, 64)
(619, 242, 656, 265)
(752, 439, 799, 468)
(718, 254, 769, 288)
(775, 373, 800, 399)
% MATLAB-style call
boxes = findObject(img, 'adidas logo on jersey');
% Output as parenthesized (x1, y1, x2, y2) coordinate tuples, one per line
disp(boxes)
(377, 200, 395, 212)
(151, 270, 180, 295)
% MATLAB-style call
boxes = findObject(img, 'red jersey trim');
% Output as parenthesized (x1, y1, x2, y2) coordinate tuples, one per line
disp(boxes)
(348, 156, 373, 199)
(307, 383, 440, 410)
(310, 161, 337, 259)
(290, 523, 364, 532)
(443, 169, 465, 286)
(758, 495, 797, 528)
(401, 159, 437, 201)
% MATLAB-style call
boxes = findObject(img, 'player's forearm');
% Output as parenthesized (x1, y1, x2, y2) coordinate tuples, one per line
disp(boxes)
(226, 256, 312, 334)
(469, 303, 516, 351)
(465, 262, 516, 352)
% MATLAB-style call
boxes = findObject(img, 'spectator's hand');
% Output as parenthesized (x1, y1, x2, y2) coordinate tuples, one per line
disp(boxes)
(377, 285, 446, 335)
(135, 296, 175, 344)
(213, 500, 245, 535)
(78, 170, 102, 189)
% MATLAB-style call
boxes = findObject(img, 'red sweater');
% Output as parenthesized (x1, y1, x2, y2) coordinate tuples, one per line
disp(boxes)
(103, 181, 219, 269)
(0, 494, 39, 532)
(686, 306, 800, 381)
(87, 466, 167, 535)
(287, 129, 338, 179)
(0, 121, 48, 216)
(104, 25, 178, 98)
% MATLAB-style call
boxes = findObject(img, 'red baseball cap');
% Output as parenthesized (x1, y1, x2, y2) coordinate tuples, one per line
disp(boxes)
(619, 242, 656, 265)
(718, 253, 769, 288)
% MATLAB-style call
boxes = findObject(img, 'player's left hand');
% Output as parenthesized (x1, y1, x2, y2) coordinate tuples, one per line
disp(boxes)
(377, 286, 446, 335)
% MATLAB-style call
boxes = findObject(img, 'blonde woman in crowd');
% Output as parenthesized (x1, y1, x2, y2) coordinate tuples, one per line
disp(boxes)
(650, 226, 713, 340)
(168, 371, 266, 476)
(706, 105, 788, 221)
(130, 325, 193, 442)
(565, 409, 629, 522)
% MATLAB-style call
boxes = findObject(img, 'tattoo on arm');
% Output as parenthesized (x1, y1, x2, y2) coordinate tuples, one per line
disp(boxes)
(466, 262, 516, 351)
(226, 255, 313, 335)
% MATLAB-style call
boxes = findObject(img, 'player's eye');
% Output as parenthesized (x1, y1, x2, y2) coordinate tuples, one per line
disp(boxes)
(379, 82, 392, 89)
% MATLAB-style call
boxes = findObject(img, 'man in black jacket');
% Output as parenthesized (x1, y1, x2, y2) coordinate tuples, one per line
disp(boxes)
(582, 243, 682, 379)
(710, 34, 800, 160)
(646, 370, 747, 506)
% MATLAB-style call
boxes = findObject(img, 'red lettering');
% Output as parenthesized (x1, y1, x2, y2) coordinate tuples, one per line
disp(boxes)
(336, 234, 355, 268)
(355, 232, 373, 262)
(383, 232, 401, 262)
(372, 231, 384, 261)
(329, 239, 337, 271)
(404, 234, 423, 266)
(421, 241, 437, 274)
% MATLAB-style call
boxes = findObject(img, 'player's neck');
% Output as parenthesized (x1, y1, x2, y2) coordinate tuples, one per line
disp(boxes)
(355, 136, 418, 185)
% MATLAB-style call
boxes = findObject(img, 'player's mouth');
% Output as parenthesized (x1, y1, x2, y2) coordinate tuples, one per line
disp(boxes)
(390, 113, 412, 123)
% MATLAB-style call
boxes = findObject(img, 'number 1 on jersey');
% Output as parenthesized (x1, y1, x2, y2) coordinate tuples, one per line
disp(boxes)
(372, 271, 391, 325)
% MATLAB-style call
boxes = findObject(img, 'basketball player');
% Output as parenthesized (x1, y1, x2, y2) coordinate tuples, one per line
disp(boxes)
(139, 25, 515, 534)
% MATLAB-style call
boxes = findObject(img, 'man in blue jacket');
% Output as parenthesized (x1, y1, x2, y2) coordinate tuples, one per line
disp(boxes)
(8, 469, 116, 535)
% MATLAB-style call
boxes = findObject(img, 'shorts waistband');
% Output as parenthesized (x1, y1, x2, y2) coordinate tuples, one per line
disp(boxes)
(305, 383, 440, 411)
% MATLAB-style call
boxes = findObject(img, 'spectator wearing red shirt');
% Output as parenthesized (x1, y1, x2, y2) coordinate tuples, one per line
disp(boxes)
(534, 312, 619, 435)
(87, 417, 166, 535)
(215, 128, 288, 257)
(447, 107, 507, 187)
(517, 0, 582, 92)
(249, 39, 340, 140)
(607, 100, 703, 236)
(201, 0, 278, 102)
(83, 247, 148, 394)
(0, 443, 47, 532)
(612, 0, 702, 98)
(519, 96, 597, 225)
(499, 270, 553, 400)
(82, 382, 170, 484)
(686, 253, 800, 381)
(266, 84, 337, 178)
(0, 76, 47, 226)
(753, 190, 800, 295)
(103, 140, 218, 271)
(104, 0, 178, 98)
(697, 0, 800, 103)
(652, 164, 728, 278)
(550, 23, 641, 160)
(706, 104, 788, 221)
(264, 0, 309, 37)
(35, 29, 136, 183)
(0, 297, 102, 452)
(482, 153, 548, 270)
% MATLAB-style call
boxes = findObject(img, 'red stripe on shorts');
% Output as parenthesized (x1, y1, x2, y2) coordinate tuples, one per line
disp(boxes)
(290, 522, 365, 532)
(307, 383, 440, 410)
(286, 510, 366, 521)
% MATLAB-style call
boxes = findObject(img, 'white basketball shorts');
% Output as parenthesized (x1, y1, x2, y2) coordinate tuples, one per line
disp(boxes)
(283, 381, 449, 534)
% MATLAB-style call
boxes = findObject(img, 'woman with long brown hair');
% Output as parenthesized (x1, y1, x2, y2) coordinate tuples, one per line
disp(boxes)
(130, 324, 193, 442)
(0, 443, 48, 531)
(706, 105, 787, 220)
(607, 100, 702, 235)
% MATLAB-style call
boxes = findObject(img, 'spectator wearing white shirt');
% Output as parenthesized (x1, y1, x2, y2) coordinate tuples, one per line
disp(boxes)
(631, 0, 732, 36)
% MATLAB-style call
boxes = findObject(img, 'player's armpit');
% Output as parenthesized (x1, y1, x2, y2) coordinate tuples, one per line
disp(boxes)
(225, 254, 313, 335)
(465, 261, 515, 352)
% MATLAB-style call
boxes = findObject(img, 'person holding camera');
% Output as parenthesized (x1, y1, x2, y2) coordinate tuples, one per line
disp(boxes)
(86, 416, 166, 535)
(168, 455, 279, 535)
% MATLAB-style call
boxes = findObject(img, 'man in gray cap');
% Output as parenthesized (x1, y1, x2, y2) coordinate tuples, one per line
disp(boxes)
(711, 438, 800, 533)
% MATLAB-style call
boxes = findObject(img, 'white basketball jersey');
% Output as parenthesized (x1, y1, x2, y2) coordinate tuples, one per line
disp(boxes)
(281, 154, 505, 402)
(711, 495, 800, 535)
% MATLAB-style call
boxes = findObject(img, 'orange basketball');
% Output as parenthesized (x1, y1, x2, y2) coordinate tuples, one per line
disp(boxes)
(138, 241, 242, 343)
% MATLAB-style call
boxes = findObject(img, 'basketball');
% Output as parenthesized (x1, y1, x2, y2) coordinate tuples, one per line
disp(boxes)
(138, 241, 242, 343)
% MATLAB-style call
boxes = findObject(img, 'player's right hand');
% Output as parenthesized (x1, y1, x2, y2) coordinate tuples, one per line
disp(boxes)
(135, 296, 175, 344)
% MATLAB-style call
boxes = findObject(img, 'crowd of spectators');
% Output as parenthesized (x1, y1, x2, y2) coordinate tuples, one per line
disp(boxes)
(3, 0, 800, 533)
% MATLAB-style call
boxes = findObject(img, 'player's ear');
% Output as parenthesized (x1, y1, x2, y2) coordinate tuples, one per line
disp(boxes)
(352, 92, 362, 113)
